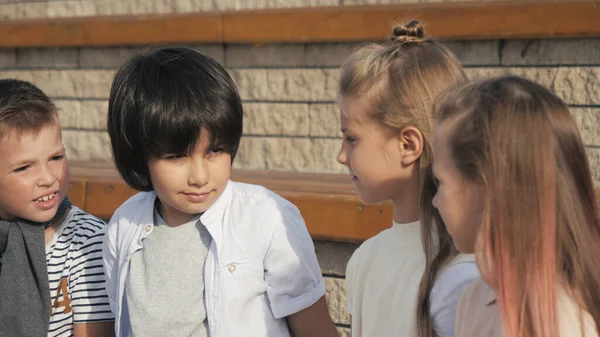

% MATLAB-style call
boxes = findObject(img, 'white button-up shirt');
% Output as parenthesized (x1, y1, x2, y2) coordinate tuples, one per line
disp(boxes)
(102, 181, 326, 337)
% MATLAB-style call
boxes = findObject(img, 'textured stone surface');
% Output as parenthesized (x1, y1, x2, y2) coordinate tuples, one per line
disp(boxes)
(0, 49, 16, 68)
(56, 100, 108, 130)
(444, 41, 500, 66)
(315, 241, 359, 276)
(571, 108, 600, 147)
(305, 43, 363, 67)
(230, 68, 339, 102)
(62, 130, 112, 161)
(502, 38, 600, 65)
(0, 0, 341, 19)
(0, 70, 114, 99)
(465, 67, 600, 106)
(553, 67, 600, 106)
(79, 47, 143, 69)
(226, 44, 307, 68)
(213, 0, 337, 11)
(309, 103, 340, 137)
(343, 0, 442, 4)
(0, 0, 215, 19)
(325, 277, 350, 325)
(16, 48, 78, 69)
(188, 45, 226, 66)
(336, 326, 351, 337)
(234, 137, 345, 173)
(244, 103, 310, 136)
(6, 67, 598, 105)
(587, 148, 600, 187)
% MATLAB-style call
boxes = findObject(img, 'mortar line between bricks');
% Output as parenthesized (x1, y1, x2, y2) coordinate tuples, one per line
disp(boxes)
(322, 273, 345, 279)
(243, 100, 337, 104)
(4, 65, 600, 72)
(243, 134, 341, 139)
(569, 104, 600, 109)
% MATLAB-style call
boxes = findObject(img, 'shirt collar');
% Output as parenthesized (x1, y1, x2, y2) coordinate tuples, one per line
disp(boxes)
(199, 180, 233, 249)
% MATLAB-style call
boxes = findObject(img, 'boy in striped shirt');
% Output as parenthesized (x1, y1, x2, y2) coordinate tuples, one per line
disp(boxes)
(0, 79, 115, 337)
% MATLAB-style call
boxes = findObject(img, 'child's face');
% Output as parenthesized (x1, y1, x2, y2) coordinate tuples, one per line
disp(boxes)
(336, 95, 408, 205)
(432, 119, 484, 253)
(148, 129, 231, 227)
(0, 123, 69, 223)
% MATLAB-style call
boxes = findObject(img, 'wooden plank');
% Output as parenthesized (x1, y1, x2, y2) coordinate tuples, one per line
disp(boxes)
(224, 1, 600, 43)
(67, 178, 88, 210)
(0, 13, 223, 48)
(0, 1, 599, 48)
(66, 161, 600, 243)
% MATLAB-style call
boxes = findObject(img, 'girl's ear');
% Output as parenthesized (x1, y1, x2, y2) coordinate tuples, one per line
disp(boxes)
(398, 126, 424, 166)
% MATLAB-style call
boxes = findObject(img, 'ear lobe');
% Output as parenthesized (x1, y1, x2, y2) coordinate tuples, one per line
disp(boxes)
(399, 126, 424, 166)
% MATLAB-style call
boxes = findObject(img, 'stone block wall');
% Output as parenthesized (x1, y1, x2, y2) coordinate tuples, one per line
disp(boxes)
(1, 38, 598, 335)
(0, 0, 500, 19)
(0, 40, 598, 183)
(1, 3, 600, 336)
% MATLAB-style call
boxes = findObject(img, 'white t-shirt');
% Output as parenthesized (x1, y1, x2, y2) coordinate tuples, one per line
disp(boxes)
(346, 220, 478, 337)
(46, 206, 114, 337)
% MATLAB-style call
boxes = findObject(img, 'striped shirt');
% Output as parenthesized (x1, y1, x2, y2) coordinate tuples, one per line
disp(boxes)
(46, 206, 115, 337)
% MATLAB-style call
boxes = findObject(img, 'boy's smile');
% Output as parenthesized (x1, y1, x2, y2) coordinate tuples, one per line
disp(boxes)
(0, 122, 69, 223)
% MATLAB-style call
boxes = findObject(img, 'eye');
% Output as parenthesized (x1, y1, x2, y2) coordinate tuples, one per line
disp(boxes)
(208, 147, 224, 155)
(344, 135, 356, 144)
(51, 155, 64, 161)
(14, 165, 29, 173)
(165, 154, 186, 161)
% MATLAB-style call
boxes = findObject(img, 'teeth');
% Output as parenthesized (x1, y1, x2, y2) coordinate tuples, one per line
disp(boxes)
(35, 193, 55, 203)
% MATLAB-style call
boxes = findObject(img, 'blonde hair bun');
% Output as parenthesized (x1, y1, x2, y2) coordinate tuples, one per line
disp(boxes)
(390, 20, 427, 44)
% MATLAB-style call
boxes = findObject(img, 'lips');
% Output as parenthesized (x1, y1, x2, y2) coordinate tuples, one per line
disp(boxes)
(34, 192, 57, 203)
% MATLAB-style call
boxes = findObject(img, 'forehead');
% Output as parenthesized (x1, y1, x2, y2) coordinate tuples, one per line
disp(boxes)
(0, 123, 62, 154)
(339, 95, 373, 126)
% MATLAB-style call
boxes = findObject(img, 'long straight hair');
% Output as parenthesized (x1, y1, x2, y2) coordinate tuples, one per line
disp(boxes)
(435, 75, 600, 336)
(339, 20, 467, 337)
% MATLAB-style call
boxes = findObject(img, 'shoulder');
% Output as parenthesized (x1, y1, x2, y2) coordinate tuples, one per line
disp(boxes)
(435, 254, 479, 291)
(229, 181, 299, 222)
(61, 207, 107, 245)
(346, 228, 395, 275)
(460, 278, 492, 309)
(112, 191, 155, 218)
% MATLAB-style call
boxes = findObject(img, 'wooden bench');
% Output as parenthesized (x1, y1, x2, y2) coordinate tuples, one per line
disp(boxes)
(1, 1, 600, 48)
(68, 161, 600, 243)
(67, 161, 393, 243)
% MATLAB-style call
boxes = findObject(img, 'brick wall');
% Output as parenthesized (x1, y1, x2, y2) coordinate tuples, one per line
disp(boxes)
(0, 0, 492, 19)
(0, 38, 599, 336)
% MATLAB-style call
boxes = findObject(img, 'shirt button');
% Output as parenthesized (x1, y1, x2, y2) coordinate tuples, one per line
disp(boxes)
(145, 225, 152, 232)
(228, 264, 236, 273)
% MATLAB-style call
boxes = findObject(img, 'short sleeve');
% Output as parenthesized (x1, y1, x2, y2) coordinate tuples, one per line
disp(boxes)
(264, 204, 326, 319)
(102, 212, 120, 316)
(69, 217, 115, 323)
(430, 262, 479, 337)
(345, 251, 360, 316)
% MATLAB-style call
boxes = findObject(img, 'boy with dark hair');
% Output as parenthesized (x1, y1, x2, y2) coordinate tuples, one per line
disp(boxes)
(0, 79, 114, 337)
(103, 47, 338, 337)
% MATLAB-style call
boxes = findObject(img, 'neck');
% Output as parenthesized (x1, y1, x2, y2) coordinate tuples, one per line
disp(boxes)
(391, 175, 421, 224)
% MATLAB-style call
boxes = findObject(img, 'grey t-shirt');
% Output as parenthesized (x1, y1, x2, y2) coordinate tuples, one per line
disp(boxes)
(125, 209, 211, 337)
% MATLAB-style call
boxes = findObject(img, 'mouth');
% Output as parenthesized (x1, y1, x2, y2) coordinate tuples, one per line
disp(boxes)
(34, 192, 58, 203)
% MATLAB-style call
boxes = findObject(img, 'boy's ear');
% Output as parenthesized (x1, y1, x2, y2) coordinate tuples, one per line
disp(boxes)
(397, 126, 424, 166)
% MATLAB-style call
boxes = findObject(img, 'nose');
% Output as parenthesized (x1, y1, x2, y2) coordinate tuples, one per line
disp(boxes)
(188, 157, 209, 187)
(337, 144, 348, 166)
(37, 164, 57, 187)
